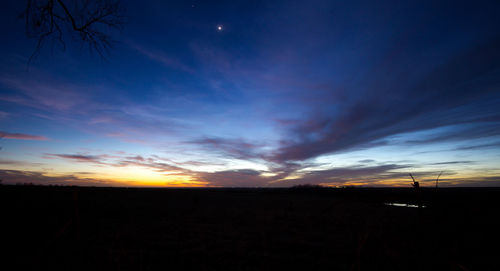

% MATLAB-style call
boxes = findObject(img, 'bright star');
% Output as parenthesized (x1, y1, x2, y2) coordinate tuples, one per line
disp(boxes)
(217, 25, 223, 31)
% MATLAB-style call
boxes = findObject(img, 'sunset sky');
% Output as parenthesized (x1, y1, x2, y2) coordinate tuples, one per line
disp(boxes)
(1, 0, 500, 187)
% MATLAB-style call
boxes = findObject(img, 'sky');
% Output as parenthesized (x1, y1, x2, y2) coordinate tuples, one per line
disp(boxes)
(1, 0, 500, 187)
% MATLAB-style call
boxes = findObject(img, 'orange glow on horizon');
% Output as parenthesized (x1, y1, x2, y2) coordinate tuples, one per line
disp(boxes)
(3, 161, 498, 188)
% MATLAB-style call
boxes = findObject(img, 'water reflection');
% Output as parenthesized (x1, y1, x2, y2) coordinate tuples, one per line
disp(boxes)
(384, 202, 426, 208)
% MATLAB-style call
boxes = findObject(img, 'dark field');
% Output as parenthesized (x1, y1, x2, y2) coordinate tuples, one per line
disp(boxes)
(1, 186, 499, 270)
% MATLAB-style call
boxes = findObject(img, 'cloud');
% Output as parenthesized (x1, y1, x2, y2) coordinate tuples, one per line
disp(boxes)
(133, 45, 195, 73)
(0, 111, 9, 119)
(358, 159, 376, 163)
(116, 159, 186, 173)
(194, 162, 420, 188)
(426, 176, 500, 187)
(429, 161, 474, 165)
(125, 155, 145, 161)
(0, 71, 186, 146)
(2, 149, 494, 187)
(45, 154, 106, 164)
(188, 137, 264, 160)
(0, 131, 48, 140)
(45, 152, 189, 174)
(270, 36, 500, 163)
(285, 164, 412, 186)
(0, 159, 43, 166)
(87, 105, 189, 144)
(0, 169, 118, 186)
(196, 169, 269, 187)
(455, 141, 500, 151)
(176, 160, 226, 167)
(403, 123, 500, 145)
(0, 74, 90, 112)
(0, 159, 21, 165)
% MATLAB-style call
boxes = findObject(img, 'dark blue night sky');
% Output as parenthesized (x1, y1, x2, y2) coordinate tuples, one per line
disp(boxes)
(1, 0, 500, 187)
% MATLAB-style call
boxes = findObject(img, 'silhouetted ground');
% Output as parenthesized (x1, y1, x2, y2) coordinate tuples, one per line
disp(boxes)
(1, 186, 499, 270)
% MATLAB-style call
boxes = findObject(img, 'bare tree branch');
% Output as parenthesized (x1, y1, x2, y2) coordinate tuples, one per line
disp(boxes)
(23, 0, 125, 62)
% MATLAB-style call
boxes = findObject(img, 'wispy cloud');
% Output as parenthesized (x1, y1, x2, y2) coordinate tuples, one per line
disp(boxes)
(424, 176, 500, 187)
(270, 36, 500, 163)
(133, 44, 195, 73)
(0, 74, 90, 112)
(455, 141, 500, 151)
(4, 148, 494, 187)
(196, 169, 270, 187)
(0, 131, 48, 140)
(187, 137, 264, 160)
(0, 169, 121, 186)
(45, 152, 189, 174)
(0, 70, 191, 146)
(273, 164, 415, 187)
(429, 161, 474, 165)
(45, 154, 106, 164)
(116, 157, 187, 173)
(0, 111, 9, 120)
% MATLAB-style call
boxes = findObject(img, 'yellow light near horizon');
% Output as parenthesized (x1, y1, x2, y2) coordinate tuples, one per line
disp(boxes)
(70, 165, 207, 187)
(260, 172, 277, 177)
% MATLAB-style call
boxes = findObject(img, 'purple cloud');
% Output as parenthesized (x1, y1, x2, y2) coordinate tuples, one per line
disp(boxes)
(0, 75, 90, 112)
(45, 152, 189, 174)
(272, 164, 440, 187)
(188, 137, 264, 160)
(44, 153, 108, 164)
(197, 169, 270, 187)
(271, 36, 500, 163)
(0, 131, 48, 140)
(133, 44, 195, 74)
(0, 169, 121, 186)
(0, 111, 9, 119)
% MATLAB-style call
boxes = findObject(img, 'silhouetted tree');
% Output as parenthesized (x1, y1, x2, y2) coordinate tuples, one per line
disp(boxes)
(410, 173, 423, 209)
(435, 171, 442, 189)
(409, 173, 419, 189)
(22, 0, 125, 61)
